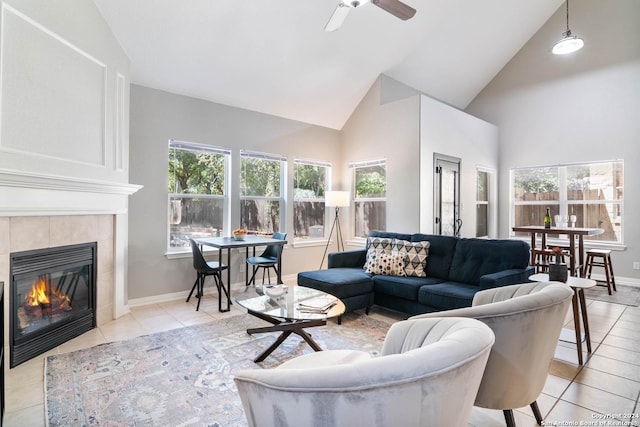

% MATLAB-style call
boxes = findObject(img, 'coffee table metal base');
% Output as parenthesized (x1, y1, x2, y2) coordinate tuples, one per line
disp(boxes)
(246, 309, 326, 363)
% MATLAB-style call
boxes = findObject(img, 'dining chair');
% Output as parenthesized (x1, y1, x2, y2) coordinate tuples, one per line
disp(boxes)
(186, 239, 228, 311)
(246, 232, 286, 287)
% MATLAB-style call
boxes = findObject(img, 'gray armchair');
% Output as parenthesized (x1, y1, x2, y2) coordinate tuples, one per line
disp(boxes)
(411, 281, 573, 427)
(233, 317, 495, 427)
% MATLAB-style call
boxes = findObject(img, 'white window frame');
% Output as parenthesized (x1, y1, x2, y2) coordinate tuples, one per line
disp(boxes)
(475, 167, 492, 238)
(351, 158, 387, 238)
(510, 160, 624, 245)
(240, 150, 287, 235)
(167, 140, 231, 254)
(293, 158, 331, 241)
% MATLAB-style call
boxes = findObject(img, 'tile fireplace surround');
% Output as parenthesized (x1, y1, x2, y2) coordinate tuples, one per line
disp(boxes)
(1, 215, 115, 328)
(0, 169, 142, 361)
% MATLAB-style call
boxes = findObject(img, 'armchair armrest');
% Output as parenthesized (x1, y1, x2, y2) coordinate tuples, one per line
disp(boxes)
(478, 267, 535, 291)
(471, 281, 560, 306)
(409, 282, 566, 317)
(328, 249, 367, 269)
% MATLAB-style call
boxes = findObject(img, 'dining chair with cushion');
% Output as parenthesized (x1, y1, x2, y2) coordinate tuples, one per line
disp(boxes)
(411, 281, 573, 427)
(186, 239, 228, 311)
(246, 232, 286, 287)
(233, 317, 495, 427)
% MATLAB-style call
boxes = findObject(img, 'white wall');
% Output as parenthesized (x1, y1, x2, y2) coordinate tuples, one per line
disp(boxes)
(466, 0, 640, 281)
(419, 96, 499, 237)
(128, 85, 341, 300)
(0, 0, 130, 183)
(0, 0, 135, 319)
(340, 76, 422, 234)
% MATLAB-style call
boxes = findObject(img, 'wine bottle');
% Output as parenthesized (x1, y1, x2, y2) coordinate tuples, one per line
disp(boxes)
(544, 208, 551, 229)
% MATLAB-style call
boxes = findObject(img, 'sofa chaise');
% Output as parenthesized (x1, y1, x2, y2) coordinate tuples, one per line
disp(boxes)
(297, 231, 534, 316)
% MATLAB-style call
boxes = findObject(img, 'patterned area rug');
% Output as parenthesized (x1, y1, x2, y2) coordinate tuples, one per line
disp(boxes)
(583, 283, 640, 307)
(45, 313, 391, 427)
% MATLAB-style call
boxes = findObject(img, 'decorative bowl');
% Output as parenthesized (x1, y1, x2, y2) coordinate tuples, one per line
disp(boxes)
(264, 285, 286, 298)
(233, 233, 246, 240)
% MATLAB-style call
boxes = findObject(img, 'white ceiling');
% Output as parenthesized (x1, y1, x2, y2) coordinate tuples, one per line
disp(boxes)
(93, 0, 564, 130)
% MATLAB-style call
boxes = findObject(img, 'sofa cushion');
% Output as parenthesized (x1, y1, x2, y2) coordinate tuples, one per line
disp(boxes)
(410, 234, 458, 280)
(418, 282, 478, 310)
(448, 238, 531, 286)
(297, 268, 374, 299)
(392, 240, 430, 277)
(368, 230, 413, 243)
(365, 251, 406, 276)
(365, 237, 394, 265)
(373, 275, 444, 301)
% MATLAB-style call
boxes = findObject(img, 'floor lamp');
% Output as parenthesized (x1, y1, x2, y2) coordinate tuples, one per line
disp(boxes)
(320, 191, 350, 269)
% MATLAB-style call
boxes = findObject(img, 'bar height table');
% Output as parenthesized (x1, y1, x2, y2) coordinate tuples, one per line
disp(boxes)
(196, 235, 287, 311)
(512, 225, 603, 277)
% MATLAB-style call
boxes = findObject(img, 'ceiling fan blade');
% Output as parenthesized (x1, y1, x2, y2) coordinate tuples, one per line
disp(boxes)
(324, 3, 351, 32)
(371, 0, 416, 20)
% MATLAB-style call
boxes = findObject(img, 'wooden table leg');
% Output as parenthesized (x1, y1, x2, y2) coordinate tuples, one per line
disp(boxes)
(530, 232, 537, 266)
(568, 235, 577, 276)
(578, 288, 592, 354)
(578, 236, 585, 277)
(571, 290, 584, 365)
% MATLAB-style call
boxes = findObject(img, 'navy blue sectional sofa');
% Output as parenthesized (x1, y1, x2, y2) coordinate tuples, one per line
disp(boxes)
(298, 231, 534, 316)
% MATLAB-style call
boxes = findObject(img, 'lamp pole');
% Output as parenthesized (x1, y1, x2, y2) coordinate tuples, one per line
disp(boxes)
(319, 191, 349, 269)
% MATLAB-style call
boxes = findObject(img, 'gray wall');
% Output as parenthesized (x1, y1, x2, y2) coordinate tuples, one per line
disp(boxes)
(128, 85, 341, 300)
(419, 95, 499, 238)
(340, 76, 422, 234)
(466, 0, 640, 282)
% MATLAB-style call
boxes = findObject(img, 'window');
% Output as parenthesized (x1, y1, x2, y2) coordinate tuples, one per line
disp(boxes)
(168, 140, 230, 249)
(352, 159, 386, 237)
(476, 169, 490, 237)
(240, 150, 286, 235)
(293, 159, 330, 239)
(511, 160, 624, 243)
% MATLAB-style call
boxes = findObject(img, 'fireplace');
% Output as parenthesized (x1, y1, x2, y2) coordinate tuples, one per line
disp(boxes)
(10, 242, 97, 368)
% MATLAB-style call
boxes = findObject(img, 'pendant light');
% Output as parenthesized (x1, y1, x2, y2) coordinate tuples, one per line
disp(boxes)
(552, 0, 583, 55)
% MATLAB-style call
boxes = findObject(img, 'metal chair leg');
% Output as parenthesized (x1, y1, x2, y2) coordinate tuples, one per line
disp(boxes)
(530, 401, 543, 425)
(503, 409, 516, 427)
(195, 274, 204, 311)
(186, 275, 199, 302)
(247, 266, 258, 287)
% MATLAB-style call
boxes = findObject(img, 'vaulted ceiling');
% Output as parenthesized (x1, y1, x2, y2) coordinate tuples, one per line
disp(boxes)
(93, 0, 564, 129)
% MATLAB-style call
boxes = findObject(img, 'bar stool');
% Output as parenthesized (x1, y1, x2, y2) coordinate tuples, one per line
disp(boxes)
(584, 249, 616, 295)
(532, 248, 554, 273)
(533, 247, 571, 274)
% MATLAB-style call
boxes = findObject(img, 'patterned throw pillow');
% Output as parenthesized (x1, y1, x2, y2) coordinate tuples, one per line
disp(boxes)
(392, 239, 430, 277)
(364, 251, 407, 276)
(365, 237, 394, 265)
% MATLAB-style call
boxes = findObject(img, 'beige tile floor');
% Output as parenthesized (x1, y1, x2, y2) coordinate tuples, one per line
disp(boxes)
(4, 284, 640, 427)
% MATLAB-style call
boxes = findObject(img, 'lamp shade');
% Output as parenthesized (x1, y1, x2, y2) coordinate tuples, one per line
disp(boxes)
(552, 35, 584, 55)
(325, 191, 350, 208)
(552, 0, 583, 55)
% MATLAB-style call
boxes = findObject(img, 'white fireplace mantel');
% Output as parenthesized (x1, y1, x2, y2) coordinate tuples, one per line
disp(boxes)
(0, 168, 142, 216)
(0, 167, 143, 319)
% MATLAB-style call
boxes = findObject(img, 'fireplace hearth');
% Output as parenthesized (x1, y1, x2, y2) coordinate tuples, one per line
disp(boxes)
(10, 242, 97, 368)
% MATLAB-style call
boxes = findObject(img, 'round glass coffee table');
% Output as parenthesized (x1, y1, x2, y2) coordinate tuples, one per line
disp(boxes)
(234, 285, 346, 362)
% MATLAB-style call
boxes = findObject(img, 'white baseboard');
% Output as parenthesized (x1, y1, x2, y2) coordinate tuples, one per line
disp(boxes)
(127, 273, 300, 308)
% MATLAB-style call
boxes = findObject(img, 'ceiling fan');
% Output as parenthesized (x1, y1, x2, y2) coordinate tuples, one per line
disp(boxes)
(325, 0, 416, 32)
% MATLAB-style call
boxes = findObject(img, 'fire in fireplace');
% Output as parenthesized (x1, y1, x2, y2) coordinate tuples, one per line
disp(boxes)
(10, 242, 97, 368)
